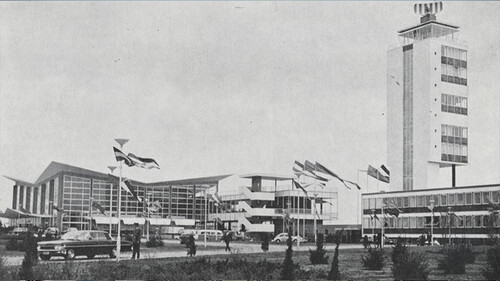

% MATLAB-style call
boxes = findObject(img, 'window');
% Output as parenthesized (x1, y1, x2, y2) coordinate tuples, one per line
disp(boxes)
(441, 46, 467, 86)
(402, 217, 409, 228)
(440, 194, 447, 206)
(465, 216, 472, 228)
(432, 195, 440, 206)
(403, 197, 410, 208)
(473, 192, 482, 205)
(457, 193, 464, 205)
(410, 196, 416, 207)
(474, 216, 482, 228)
(417, 196, 424, 207)
(458, 216, 465, 228)
(493, 191, 500, 204)
(410, 217, 416, 228)
(441, 124, 468, 163)
(417, 217, 424, 228)
(448, 193, 455, 205)
(441, 94, 468, 115)
(363, 199, 369, 210)
(483, 192, 491, 204)
(465, 193, 472, 205)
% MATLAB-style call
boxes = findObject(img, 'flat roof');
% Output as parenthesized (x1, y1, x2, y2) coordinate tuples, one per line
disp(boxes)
(363, 183, 500, 196)
(398, 20, 459, 34)
(240, 173, 294, 181)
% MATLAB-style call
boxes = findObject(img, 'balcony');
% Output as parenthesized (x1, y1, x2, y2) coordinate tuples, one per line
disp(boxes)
(239, 187, 275, 201)
(238, 216, 274, 233)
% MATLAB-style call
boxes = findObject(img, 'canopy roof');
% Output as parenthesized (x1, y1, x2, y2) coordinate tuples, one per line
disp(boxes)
(0, 208, 52, 219)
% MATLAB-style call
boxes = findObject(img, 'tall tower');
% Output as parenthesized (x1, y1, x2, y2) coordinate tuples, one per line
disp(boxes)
(387, 2, 469, 191)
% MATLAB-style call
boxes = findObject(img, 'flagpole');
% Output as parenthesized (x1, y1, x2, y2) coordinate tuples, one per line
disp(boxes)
(108, 166, 117, 236)
(204, 189, 207, 248)
(381, 203, 385, 248)
(314, 163, 317, 243)
(115, 138, 129, 262)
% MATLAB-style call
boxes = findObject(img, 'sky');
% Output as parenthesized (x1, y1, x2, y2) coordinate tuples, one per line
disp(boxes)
(0, 1, 499, 214)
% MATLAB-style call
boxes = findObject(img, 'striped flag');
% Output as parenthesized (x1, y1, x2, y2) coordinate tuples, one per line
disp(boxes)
(123, 180, 143, 203)
(127, 153, 160, 170)
(315, 162, 361, 190)
(113, 147, 134, 166)
(367, 165, 390, 183)
(380, 165, 390, 176)
(92, 202, 106, 215)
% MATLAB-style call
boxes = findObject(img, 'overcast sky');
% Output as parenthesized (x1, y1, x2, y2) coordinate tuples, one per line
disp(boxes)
(0, 1, 499, 212)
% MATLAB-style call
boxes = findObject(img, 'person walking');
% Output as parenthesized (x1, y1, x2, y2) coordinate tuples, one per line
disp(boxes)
(223, 231, 232, 252)
(131, 223, 142, 259)
(187, 234, 196, 257)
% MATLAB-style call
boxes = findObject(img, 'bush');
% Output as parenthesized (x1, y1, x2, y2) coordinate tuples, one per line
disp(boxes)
(391, 241, 430, 280)
(362, 246, 384, 270)
(438, 244, 473, 274)
(483, 243, 500, 280)
(146, 236, 164, 248)
(309, 233, 328, 264)
(280, 228, 295, 280)
(5, 238, 19, 251)
(0, 254, 13, 279)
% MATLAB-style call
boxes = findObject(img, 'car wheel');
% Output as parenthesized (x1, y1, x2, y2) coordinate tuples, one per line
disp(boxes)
(293, 239, 297, 243)
(275, 239, 280, 242)
(87, 254, 95, 259)
(109, 247, 117, 258)
(65, 249, 75, 260)
(40, 255, 51, 261)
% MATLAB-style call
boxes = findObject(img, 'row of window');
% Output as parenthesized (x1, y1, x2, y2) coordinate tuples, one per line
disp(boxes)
(442, 45, 467, 61)
(441, 93, 467, 115)
(363, 214, 499, 229)
(403, 48, 414, 191)
(363, 190, 500, 210)
(441, 154, 468, 163)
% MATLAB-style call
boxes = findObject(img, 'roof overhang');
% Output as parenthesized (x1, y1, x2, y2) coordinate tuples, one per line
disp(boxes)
(4, 176, 35, 187)
(240, 173, 294, 181)
(398, 20, 459, 34)
(0, 208, 52, 219)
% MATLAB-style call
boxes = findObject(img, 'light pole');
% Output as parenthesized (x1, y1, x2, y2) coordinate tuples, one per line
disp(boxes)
(108, 166, 117, 236)
(429, 198, 435, 245)
(204, 188, 208, 248)
(145, 192, 152, 241)
(371, 209, 375, 236)
(381, 202, 386, 248)
(448, 206, 452, 245)
(313, 193, 318, 243)
(115, 138, 129, 261)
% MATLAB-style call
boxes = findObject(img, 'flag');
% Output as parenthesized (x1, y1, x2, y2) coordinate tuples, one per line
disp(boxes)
(113, 147, 134, 166)
(380, 165, 390, 176)
(385, 209, 400, 218)
(122, 179, 143, 203)
(52, 204, 65, 213)
(367, 165, 390, 183)
(18, 205, 31, 214)
(304, 160, 316, 173)
(127, 153, 160, 169)
(373, 213, 381, 222)
(294, 160, 304, 170)
(92, 202, 106, 215)
(315, 162, 361, 190)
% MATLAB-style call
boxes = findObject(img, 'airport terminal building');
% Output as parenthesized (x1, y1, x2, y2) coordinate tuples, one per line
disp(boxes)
(3, 161, 344, 239)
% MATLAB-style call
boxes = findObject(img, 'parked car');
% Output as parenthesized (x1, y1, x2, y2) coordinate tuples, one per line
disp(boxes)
(230, 231, 246, 241)
(37, 230, 132, 260)
(271, 233, 307, 243)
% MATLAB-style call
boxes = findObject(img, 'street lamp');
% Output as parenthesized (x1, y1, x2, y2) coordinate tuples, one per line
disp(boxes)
(107, 166, 117, 236)
(447, 206, 452, 245)
(429, 198, 435, 245)
(381, 202, 386, 248)
(313, 194, 318, 243)
(114, 138, 129, 262)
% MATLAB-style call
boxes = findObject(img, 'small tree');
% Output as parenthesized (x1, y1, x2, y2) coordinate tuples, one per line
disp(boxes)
(309, 233, 328, 264)
(280, 227, 295, 280)
(482, 242, 500, 280)
(328, 230, 342, 280)
(438, 244, 468, 274)
(261, 233, 269, 252)
(391, 239, 430, 280)
(18, 233, 37, 280)
(362, 246, 385, 270)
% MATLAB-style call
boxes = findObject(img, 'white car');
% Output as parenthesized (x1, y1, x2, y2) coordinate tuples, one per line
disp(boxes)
(271, 233, 306, 243)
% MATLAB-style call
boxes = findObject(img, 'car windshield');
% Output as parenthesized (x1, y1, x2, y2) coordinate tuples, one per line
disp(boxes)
(60, 231, 87, 241)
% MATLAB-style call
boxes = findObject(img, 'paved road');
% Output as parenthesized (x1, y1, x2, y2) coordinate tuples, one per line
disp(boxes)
(3, 240, 364, 266)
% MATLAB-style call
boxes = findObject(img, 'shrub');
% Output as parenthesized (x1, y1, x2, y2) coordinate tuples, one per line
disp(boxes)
(5, 238, 19, 251)
(362, 246, 384, 270)
(0, 254, 13, 279)
(438, 244, 470, 274)
(459, 243, 476, 264)
(261, 233, 269, 252)
(309, 233, 328, 264)
(328, 231, 342, 280)
(483, 243, 500, 280)
(280, 228, 295, 280)
(146, 236, 164, 247)
(391, 241, 430, 280)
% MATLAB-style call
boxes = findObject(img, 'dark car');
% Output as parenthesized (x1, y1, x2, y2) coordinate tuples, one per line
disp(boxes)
(37, 230, 132, 260)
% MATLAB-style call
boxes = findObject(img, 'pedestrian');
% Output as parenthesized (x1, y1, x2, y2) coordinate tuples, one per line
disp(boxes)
(373, 234, 377, 247)
(223, 231, 232, 252)
(362, 235, 369, 249)
(187, 234, 196, 257)
(426, 233, 431, 246)
(131, 223, 142, 259)
(377, 232, 382, 248)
